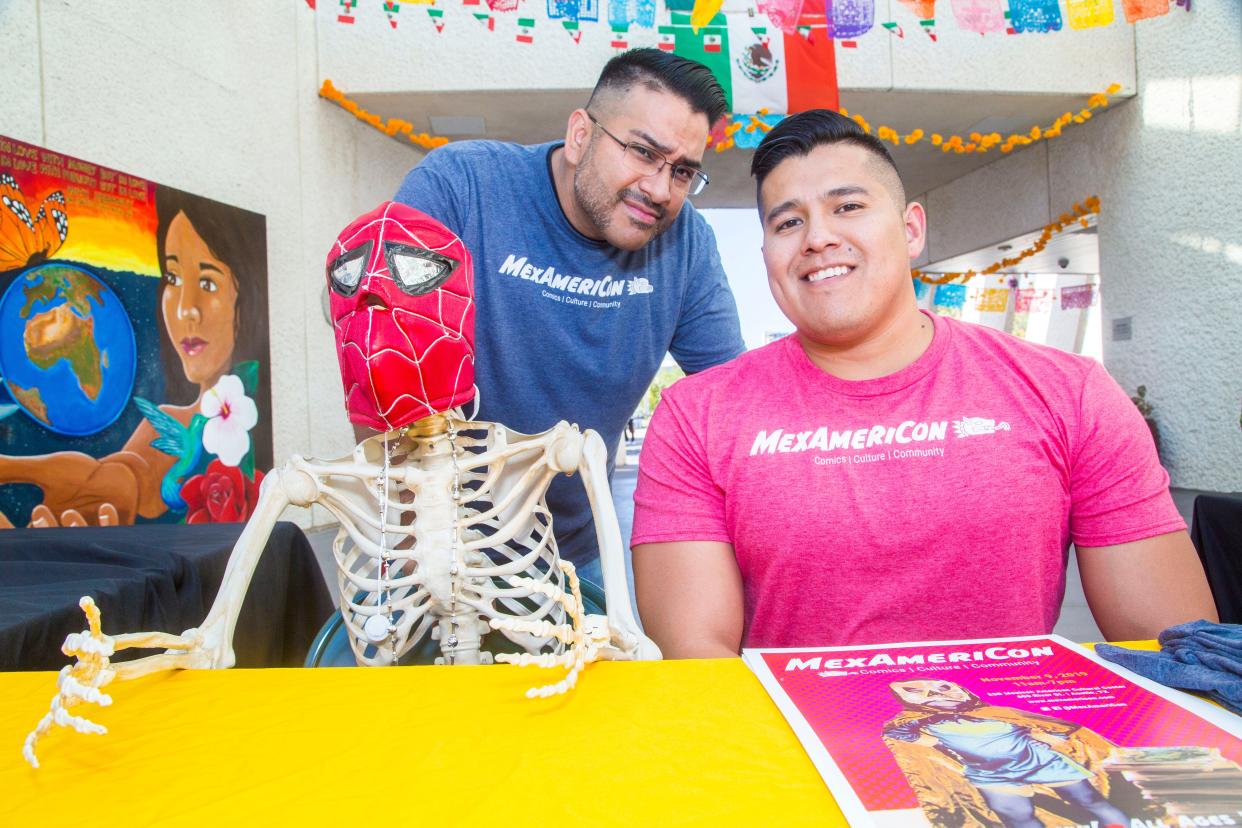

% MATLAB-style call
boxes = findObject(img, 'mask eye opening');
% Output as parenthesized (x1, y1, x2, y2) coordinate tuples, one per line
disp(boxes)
(327, 240, 373, 297)
(382, 241, 457, 296)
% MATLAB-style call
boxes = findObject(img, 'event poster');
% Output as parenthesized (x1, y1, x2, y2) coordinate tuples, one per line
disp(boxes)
(0, 135, 272, 528)
(744, 636, 1242, 827)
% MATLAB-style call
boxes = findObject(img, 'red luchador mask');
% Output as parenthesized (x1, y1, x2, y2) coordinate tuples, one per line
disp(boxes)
(326, 202, 475, 431)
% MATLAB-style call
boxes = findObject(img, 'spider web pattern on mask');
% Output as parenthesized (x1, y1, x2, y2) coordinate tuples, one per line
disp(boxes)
(332, 203, 476, 429)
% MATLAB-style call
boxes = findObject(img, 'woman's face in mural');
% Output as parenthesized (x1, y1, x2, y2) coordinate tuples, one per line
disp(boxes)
(161, 211, 239, 388)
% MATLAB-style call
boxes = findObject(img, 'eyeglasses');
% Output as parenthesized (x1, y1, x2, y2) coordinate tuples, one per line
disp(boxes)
(586, 113, 710, 197)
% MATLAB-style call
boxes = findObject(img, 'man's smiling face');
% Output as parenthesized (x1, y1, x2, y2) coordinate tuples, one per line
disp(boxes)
(759, 142, 925, 349)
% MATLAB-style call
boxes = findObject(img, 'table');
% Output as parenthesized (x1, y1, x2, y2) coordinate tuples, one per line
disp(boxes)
(0, 522, 334, 671)
(1191, 493, 1242, 624)
(0, 659, 841, 826)
(1, 642, 1182, 825)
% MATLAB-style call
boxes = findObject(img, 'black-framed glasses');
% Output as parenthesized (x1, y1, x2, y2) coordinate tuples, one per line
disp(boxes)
(587, 113, 710, 196)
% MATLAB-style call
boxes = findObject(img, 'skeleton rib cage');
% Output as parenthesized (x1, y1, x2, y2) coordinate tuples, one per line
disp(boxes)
(315, 418, 585, 666)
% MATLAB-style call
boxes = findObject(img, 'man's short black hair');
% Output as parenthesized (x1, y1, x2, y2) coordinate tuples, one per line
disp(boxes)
(588, 48, 728, 126)
(751, 109, 906, 207)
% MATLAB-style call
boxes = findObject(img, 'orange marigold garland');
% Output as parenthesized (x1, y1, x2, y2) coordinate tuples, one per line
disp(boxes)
(708, 111, 779, 152)
(843, 85, 1120, 156)
(913, 197, 1101, 286)
(319, 79, 450, 151)
(708, 85, 1121, 156)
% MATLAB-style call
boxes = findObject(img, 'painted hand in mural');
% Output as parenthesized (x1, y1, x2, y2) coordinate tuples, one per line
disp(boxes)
(30, 503, 119, 527)
(0, 454, 140, 526)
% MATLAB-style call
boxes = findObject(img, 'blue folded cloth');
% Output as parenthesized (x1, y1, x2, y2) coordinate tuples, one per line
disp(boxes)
(1095, 621, 1242, 715)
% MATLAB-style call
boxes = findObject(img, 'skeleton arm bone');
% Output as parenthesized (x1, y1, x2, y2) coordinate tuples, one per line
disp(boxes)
(69, 467, 302, 676)
(573, 430, 661, 660)
(185, 465, 302, 669)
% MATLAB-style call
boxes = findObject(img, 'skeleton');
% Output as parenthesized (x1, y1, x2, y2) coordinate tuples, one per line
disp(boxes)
(24, 203, 659, 767)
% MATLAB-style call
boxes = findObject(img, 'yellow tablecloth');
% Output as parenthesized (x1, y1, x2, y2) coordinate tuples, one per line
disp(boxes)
(1, 659, 842, 826)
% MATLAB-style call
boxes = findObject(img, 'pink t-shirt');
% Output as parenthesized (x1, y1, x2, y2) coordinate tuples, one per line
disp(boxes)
(632, 312, 1183, 648)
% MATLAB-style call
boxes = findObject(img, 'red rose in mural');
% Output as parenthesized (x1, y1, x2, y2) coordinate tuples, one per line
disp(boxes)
(180, 460, 264, 524)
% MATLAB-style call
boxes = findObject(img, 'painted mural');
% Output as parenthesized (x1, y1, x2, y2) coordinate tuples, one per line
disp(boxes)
(0, 136, 271, 528)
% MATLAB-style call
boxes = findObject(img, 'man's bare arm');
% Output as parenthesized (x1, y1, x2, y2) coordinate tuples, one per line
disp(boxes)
(633, 540, 744, 659)
(1077, 530, 1217, 641)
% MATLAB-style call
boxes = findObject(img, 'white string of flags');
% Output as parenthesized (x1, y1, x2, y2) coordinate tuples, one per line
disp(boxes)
(320, 0, 1185, 40)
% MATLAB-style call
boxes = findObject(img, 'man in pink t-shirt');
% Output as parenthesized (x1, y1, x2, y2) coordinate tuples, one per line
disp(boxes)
(631, 110, 1216, 656)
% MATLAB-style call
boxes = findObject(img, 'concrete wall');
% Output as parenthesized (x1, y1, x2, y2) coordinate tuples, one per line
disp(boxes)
(0, 0, 422, 525)
(918, 6, 1242, 492)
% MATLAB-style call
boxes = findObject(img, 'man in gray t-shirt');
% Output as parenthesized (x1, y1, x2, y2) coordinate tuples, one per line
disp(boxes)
(393, 49, 744, 577)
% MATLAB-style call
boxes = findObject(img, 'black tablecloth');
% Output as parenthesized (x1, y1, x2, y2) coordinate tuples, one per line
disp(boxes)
(1191, 493, 1242, 624)
(0, 522, 334, 671)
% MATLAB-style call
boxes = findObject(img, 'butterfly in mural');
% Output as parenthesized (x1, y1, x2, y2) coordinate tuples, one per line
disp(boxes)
(0, 173, 69, 272)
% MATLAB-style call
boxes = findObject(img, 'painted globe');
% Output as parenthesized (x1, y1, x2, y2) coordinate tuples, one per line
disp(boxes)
(0, 263, 137, 436)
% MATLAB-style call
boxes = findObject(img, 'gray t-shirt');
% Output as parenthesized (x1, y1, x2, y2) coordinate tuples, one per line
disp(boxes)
(394, 139, 744, 565)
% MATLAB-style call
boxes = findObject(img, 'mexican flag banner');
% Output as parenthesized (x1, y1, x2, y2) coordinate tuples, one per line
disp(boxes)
(515, 17, 534, 43)
(669, 12, 729, 104)
(672, 11, 838, 115)
(657, 26, 676, 51)
(732, 11, 837, 114)
(382, 0, 399, 21)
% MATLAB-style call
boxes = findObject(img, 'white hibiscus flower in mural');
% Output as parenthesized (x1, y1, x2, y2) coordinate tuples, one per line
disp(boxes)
(200, 374, 259, 467)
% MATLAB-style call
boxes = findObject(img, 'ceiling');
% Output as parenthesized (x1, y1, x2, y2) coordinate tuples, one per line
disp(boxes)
(352, 87, 1110, 207)
(923, 220, 1100, 278)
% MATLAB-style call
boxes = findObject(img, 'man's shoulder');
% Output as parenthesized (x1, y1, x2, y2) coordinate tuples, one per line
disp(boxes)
(419, 140, 553, 177)
(397, 140, 557, 224)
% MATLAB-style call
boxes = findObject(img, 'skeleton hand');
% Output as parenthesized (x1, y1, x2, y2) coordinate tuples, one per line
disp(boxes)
(23, 597, 118, 768)
(23, 597, 203, 768)
(490, 561, 611, 698)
